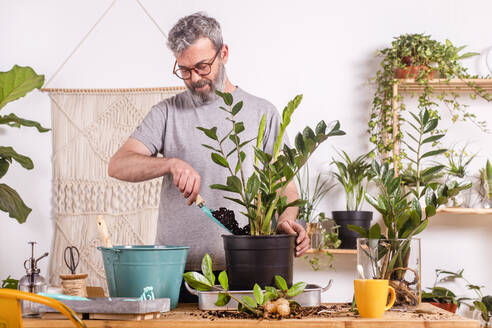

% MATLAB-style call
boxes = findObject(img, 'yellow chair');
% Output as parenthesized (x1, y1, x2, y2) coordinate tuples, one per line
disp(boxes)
(0, 288, 86, 328)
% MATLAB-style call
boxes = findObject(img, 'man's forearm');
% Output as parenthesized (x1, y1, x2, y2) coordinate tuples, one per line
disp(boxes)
(278, 180, 299, 222)
(108, 152, 174, 183)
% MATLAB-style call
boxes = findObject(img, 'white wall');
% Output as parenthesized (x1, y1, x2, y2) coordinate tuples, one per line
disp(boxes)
(1, 0, 492, 313)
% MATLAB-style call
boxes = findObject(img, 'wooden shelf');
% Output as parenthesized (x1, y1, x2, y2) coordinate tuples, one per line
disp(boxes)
(437, 207, 492, 215)
(305, 248, 357, 255)
(397, 78, 492, 93)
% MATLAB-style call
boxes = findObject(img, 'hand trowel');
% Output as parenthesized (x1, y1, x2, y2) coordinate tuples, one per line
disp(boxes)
(195, 194, 231, 233)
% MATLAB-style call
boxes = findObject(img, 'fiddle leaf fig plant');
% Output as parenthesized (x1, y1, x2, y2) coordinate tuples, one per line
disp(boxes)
(183, 254, 306, 318)
(0, 65, 50, 223)
(197, 91, 345, 235)
(369, 33, 491, 161)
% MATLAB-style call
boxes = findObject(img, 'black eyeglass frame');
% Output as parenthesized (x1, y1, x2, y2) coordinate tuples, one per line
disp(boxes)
(173, 47, 222, 80)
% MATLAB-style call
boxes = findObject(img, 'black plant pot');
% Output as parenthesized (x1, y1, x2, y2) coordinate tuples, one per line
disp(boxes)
(332, 211, 373, 249)
(222, 234, 295, 291)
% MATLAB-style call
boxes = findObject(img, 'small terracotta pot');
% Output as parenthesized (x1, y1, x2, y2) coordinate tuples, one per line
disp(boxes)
(429, 302, 458, 313)
(395, 66, 435, 79)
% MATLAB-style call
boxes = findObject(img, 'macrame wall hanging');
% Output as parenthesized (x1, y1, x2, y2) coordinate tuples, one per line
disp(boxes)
(41, 0, 185, 289)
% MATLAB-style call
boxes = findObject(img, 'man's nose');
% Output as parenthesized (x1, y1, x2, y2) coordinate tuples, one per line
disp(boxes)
(190, 69, 202, 83)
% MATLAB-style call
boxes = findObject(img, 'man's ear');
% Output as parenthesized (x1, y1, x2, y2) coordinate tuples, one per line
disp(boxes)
(220, 44, 229, 64)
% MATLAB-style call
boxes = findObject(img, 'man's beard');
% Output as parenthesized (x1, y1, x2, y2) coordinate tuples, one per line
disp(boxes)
(186, 61, 226, 105)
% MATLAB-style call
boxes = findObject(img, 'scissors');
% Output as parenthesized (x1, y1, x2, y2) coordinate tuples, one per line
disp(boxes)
(64, 246, 80, 275)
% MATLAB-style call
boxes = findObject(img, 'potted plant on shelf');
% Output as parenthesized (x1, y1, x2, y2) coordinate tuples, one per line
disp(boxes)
(295, 163, 335, 249)
(369, 33, 491, 157)
(0, 65, 50, 223)
(331, 150, 374, 249)
(353, 109, 471, 307)
(197, 91, 345, 290)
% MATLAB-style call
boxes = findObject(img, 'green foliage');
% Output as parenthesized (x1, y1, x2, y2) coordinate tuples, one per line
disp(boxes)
(0, 65, 50, 223)
(197, 91, 345, 235)
(479, 160, 492, 202)
(2, 275, 18, 289)
(369, 33, 490, 160)
(354, 109, 471, 285)
(331, 150, 373, 211)
(182, 254, 306, 317)
(295, 164, 334, 223)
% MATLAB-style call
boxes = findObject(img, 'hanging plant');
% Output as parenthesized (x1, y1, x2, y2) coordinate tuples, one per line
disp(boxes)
(369, 33, 491, 161)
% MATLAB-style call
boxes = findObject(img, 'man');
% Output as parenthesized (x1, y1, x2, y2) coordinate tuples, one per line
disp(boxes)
(108, 12, 309, 276)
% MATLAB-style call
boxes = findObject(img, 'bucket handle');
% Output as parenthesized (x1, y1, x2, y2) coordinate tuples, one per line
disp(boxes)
(321, 279, 333, 293)
(184, 282, 198, 296)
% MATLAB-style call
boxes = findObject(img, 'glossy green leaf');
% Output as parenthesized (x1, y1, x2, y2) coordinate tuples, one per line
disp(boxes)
(196, 127, 218, 141)
(215, 292, 231, 306)
(0, 113, 50, 132)
(211, 153, 229, 168)
(218, 270, 228, 290)
(287, 281, 307, 297)
(201, 253, 215, 286)
(275, 275, 288, 291)
(0, 184, 31, 223)
(182, 272, 213, 291)
(0, 65, 44, 110)
(241, 295, 257, 309)
(0, 146, 33, 170)
(231, 101, 243, 115)
(253, 283, 264, 305)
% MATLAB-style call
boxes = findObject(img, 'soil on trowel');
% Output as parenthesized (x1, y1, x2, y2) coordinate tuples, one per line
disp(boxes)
(212, 207, 250, 235)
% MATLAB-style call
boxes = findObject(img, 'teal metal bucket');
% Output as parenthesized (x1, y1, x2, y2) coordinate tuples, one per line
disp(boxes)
(98, 245, 189, 309)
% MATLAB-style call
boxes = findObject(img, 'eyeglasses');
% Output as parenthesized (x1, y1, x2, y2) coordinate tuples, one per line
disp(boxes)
(173, 47, 222, 80)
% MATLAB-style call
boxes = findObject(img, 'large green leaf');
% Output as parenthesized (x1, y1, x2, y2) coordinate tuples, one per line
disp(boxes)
(0, 65, 44, 110)
(0, 146, 33, 169)
(287, 281, 307, 297)
(0, 113, 50, 132)
(0, 183, 32, 223)
(215, 292, 231, 306)
(218, 270, 228, 290)
(182, 272, 213, 291)
(201, 253, 215, 286)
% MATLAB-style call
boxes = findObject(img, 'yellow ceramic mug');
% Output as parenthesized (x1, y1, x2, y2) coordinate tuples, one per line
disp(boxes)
(354, 279, 396, 318)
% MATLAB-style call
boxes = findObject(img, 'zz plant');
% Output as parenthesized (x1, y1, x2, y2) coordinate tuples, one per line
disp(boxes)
(197, 91, 345, 235)
(351, 109, 471, 306)
(183, 254, 306, 318)
(0, 65, 50, 223)
(370, 33, 491, 161)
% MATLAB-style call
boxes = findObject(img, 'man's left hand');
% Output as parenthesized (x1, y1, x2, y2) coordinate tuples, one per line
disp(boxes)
(277, 220, 310, 257)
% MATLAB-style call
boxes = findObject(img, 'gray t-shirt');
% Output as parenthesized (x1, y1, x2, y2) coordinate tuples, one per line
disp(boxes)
(131, 87, 285, 270)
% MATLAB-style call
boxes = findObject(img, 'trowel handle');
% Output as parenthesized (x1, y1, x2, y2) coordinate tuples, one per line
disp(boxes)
(96, 215, 113, 248)
(195, 194, 205, 207)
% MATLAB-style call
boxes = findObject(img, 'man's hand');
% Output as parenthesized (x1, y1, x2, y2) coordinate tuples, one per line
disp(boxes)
(277, 220, 310, 257)
(170, 158, 201, 205)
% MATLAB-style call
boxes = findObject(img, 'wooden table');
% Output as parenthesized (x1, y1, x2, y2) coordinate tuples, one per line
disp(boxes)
(24, 303, 479, 328)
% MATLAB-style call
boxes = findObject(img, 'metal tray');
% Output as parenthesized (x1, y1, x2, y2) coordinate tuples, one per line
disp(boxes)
(185, 280, 333, 310)
(32, 297, 170, 314)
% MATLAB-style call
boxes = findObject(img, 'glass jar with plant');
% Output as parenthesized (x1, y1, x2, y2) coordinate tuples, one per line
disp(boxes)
(331, 150, 374, 249)
(0, 65, 50, 223)
(478, 160, 492, 208)
(443, 145, 475, 207)
(295, 163, 335, 249)
(196, 91, 345, 290)
(353, 109, 471, 308)
(369, 33, 491, 160)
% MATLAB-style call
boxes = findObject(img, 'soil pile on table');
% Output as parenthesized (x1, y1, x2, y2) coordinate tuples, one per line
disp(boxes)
(212, 207, 250, 235)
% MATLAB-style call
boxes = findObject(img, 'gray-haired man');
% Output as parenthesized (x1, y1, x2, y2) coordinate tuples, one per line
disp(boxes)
(108, 12, 309, 287)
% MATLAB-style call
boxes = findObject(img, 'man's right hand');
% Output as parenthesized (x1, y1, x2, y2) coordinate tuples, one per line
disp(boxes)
(170, 158, 201, 205)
